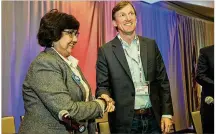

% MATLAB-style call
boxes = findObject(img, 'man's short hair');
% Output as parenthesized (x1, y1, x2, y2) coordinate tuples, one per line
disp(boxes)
(112, 1, 137, 21)
(112, 1, 137, 31)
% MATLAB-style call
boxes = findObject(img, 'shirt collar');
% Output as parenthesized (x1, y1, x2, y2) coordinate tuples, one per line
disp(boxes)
(117, 34, 139, 48)
(52, 47, 79, 68)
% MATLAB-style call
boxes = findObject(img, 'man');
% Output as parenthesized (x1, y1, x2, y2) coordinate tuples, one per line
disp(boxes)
(96, 1, 173, 133)
(195, 45, 214, 133)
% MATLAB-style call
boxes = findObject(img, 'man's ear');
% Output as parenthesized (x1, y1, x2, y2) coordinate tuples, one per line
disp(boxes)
(112, 20, 117, 27)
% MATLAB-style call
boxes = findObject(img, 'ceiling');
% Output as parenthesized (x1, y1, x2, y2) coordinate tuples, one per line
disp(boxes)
(183, 1, 214, 8)
(148, 1, 214, 21)
(169, 1, 214, 19)
(142, 0, 214, 8)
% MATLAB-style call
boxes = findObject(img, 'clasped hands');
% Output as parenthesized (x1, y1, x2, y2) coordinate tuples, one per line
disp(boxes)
(99, 94, 115, 112)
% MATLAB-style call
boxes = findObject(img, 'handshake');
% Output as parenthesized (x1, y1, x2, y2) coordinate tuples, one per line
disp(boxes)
(98, 94, 115, 112)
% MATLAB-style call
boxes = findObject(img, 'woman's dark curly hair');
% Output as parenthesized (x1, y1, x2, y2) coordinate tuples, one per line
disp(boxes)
(37, 9, 80, 47)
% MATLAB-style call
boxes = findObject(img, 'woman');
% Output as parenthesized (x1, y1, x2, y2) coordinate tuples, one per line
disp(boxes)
(18, 9, 114, 134)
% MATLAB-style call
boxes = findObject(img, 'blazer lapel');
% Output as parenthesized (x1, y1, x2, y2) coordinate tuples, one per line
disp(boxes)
(45, 48, 86, 101)
(77, 66, 94, 101)
(112, 36, 132, 80)
(139, 36, 148, 80)
(76, 66, 87, 101)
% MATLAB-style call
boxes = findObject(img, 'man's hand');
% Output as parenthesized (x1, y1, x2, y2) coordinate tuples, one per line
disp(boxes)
(161, 117, 173, 134)
(100, 94, 115, 112)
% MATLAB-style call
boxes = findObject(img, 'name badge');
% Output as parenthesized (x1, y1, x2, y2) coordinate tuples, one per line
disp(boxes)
(72, 73, 81, 84)
(136, 85, 149, 95)
(135, 81, 150, 96)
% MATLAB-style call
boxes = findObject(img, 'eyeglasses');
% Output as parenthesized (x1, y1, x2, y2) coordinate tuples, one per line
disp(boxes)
(63, 29, 80, 37)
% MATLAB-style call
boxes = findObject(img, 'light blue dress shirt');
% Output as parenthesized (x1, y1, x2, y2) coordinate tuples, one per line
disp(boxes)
(117, 34, 151, 109)
(117, 34, 172, 119)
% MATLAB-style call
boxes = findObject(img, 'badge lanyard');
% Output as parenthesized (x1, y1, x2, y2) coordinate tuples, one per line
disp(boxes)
(119, 37, 143, 83)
